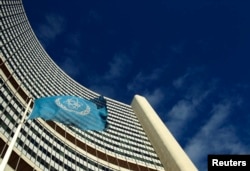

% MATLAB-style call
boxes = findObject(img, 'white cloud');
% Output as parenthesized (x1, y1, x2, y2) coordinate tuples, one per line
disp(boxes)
(127, 66, 166, 92)
(166, 86, 213, 139)
(184, 100, 250, 171)
(60, 57, 81, 77)
(165, 68, 249, 171)
(143, 88, 165, 108)
(87, 53, 132, 98)
(104, 53, 132, 80)
(172, 72, 189, 89)
(166, 67, 217, 139)
(166, 99, 196, 138)
(172, 67, 205, 89)
(67, 32, 82, 48)
(36, 14, 66, 46)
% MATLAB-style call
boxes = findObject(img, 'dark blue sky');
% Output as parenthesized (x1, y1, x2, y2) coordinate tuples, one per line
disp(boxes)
(23, 0, 250, 170)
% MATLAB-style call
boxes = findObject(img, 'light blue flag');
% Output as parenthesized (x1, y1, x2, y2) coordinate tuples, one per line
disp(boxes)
(29, 96, 108, 131)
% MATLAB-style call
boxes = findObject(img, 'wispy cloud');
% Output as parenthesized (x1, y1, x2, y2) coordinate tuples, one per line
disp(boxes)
(172, 72, 189, 89)
(59, 56, 81, 78)
(127, 66, 166, 92)
(184, 100, 249, 171)
(172, 67, 205, 89)
(36, 14, 66, 47)
(126, 65, 168, 107)
(88, 9, 103, 24)
(57, 32, 87, 78)
(104, 53, 132, 80)
(166, 69, 214, 139)
(164, 67, 249, 171)
(143, 88, 165, 108)
(166, 99, 196, 138)
(88, 53, 132, 98)
(66, 32, 82, 48)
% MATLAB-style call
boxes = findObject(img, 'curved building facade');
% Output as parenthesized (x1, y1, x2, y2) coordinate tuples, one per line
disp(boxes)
(0, 0, 197, 170)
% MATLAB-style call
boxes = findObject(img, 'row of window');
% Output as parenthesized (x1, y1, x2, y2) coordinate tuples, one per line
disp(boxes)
(1, 4, 23, 15)
(107, 111, 143, 132)
(0, 0, 22, 6)
(1, 14, 27, 34)
(1, 6, 26, 26)
(1, 17, 29, 45)
(0, 100, 115, 171)
(0, 82, 162, 169)
(21, 125, 113, 171)
(68, 126, 162, 166)
(0, 83, 162, 169)
(1, 25, 33, 58)
(0, 55, 162, 166)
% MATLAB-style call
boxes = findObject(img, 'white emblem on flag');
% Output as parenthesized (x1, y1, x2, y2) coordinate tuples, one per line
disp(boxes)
(55, 97, 90, 115)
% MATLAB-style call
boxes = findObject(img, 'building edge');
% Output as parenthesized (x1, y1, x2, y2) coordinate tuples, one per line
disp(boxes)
(131, 94, 198, 171)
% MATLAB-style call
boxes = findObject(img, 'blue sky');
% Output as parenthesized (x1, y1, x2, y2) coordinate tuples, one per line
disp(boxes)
(23, 0, 250, 170)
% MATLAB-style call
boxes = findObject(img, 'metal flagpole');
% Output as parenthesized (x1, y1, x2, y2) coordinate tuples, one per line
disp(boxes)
(0, 98, 33, 171)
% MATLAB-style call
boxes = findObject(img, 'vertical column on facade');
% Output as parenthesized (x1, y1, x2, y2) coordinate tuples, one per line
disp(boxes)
(73, 131, 78, 170)
(29, 120, 40, 170)
(135, 129, 153, 171)
(108, 131, 121, 170)
(74, 128, 81, 170)
(131, 95, 198, 171)
(53, 123, 59, 170)
(57, 123, 67, 170)
(62, 125, 67, 170)
(124, 121, 141, 171)
(92, 132, 98, 170)
(82, 131, 89, 169)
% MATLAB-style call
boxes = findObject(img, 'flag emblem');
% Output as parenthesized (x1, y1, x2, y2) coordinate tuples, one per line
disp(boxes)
(29, 96, 108, 131)
(55, 97, 90, 115)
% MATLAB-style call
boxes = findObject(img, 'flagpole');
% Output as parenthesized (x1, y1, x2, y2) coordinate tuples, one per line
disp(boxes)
(0, 98, 33, 171)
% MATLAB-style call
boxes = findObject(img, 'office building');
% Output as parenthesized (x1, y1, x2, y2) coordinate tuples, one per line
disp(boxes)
(0, 0, 197, 170)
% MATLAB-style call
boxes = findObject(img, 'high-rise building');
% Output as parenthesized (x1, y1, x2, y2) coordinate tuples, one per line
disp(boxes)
(0, 0, 197, 170)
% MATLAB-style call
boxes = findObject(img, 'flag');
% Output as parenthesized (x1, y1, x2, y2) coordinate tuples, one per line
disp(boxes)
(29, 96, 108, 131)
